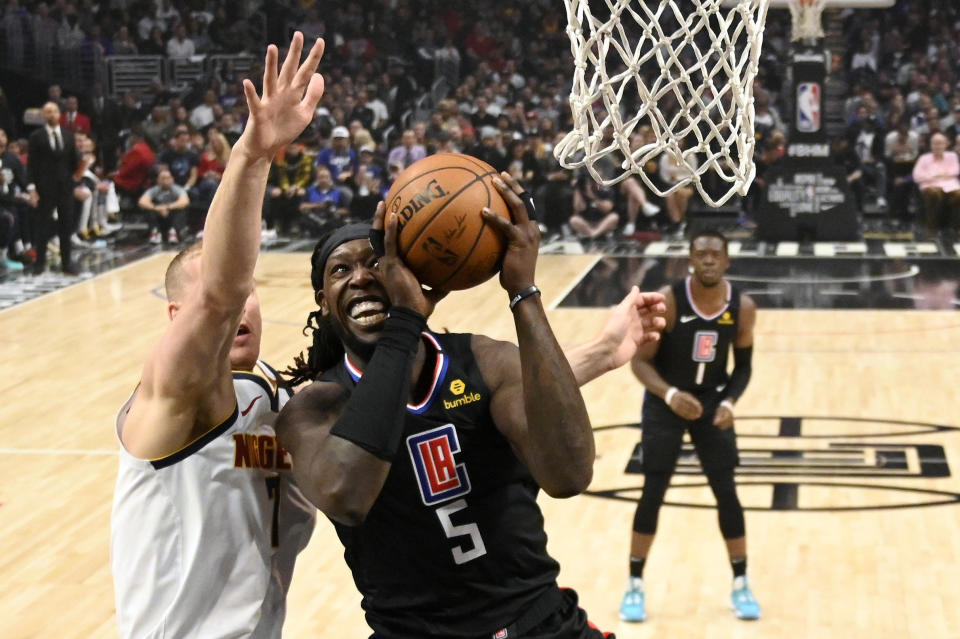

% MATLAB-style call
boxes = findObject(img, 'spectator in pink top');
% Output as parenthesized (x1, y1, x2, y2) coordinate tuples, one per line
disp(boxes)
(912, 132, 960, 234)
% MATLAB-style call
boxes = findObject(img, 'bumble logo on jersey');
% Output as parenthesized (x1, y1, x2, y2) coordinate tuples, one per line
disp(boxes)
(718, 311, 734, 325)
(233, 433, 293, 470)
(443, 378, 481, 410)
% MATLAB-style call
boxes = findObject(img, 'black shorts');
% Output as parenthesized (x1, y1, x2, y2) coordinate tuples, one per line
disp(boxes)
(367, 588, 613, 639)
(523, 587, 614, 639)
(640, 392, 739, 473)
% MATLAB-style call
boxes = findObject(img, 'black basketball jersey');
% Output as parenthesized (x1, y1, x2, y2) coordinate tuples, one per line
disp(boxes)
(320, 331, 559, 638)
(652, 277, 741, 397)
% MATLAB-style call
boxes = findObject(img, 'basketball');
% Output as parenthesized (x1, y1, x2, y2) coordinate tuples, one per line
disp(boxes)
(383, 153, 511, 290)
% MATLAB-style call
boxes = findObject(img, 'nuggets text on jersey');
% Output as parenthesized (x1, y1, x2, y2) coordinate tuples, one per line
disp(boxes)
(233, 433, 293, 470)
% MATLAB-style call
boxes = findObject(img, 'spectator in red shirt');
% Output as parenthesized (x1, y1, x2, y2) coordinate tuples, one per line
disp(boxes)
(113, 128, 156, 199)
(192, 128, 232, 213)
(197, 129, 230, 181)
(465, 23, 496, 63)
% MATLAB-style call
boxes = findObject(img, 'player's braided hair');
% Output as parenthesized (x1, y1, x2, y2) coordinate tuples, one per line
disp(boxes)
(283, 234, 346, 386)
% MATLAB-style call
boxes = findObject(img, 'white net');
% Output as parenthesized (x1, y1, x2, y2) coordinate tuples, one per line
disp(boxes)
(788, 0, 828, 41)
(555, 0, 771, 207)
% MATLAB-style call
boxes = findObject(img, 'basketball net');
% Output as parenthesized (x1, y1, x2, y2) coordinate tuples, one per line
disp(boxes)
(555, 0, 771, 207)
(789, 0, 828, 41)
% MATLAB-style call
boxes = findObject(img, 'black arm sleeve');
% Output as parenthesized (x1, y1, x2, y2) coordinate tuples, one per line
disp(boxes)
(328, 306, 426, 460)
(725, 345, 753, 401)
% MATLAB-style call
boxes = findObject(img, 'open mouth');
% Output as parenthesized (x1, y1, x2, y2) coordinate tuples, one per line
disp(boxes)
(236, 324, 251, 337)
(346, 296, 387, 327)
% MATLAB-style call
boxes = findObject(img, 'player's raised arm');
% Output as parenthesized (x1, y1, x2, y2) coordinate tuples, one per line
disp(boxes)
(476, 174, 595, 498)
(121, 34, 326, 460)
(203, 34, 324, 309)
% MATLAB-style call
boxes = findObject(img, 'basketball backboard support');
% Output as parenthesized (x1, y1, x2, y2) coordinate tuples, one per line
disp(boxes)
(722, 0, 894, 46)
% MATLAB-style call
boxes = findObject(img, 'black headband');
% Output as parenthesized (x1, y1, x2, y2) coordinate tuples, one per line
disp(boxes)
(317, 223, 372, 273)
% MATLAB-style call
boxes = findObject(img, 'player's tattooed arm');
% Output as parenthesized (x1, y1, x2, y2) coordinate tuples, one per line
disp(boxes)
(476, 173, 596, 497)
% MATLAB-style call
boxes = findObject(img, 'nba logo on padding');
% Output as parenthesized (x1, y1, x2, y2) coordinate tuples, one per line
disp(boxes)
(796, 83, 821, 133)
(407, 424, 471, 505)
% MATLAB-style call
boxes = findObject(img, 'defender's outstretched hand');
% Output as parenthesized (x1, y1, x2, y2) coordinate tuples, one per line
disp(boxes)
(601, 286, 667, 369)
(241, 32, 325, 159)
(565, 286, 667, 386)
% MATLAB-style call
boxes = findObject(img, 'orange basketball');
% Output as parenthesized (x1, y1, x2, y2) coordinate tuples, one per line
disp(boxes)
(383, 153, 510, 290)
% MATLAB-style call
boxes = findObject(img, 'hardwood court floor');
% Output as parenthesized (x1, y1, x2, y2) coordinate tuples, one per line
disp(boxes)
(1, 252, 959, 638)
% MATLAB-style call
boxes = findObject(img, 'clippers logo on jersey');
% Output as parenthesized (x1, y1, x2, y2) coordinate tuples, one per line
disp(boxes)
(693, 331, 719, 363)
(407, 424, 472, 505)
(796, 83, 821, 133)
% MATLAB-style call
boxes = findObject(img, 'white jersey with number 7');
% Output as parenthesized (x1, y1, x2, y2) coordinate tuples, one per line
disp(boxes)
(111, 361, 315, 639)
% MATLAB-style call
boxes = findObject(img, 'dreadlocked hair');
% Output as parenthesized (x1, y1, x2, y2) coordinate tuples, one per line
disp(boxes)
(284, 308, 346, 386)
(283, 231, 346, 385)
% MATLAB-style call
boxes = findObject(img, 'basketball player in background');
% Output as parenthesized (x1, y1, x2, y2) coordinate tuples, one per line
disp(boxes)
(276, 172, 666, 638)
(619, 229, 759, 622)
(111, 34, 325, 638)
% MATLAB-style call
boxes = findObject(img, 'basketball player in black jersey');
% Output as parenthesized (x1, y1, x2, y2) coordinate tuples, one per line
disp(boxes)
(276, 173, 667, 638)
(619, 229, 760, 623)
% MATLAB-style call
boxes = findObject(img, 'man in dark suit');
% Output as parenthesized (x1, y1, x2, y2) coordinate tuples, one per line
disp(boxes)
(88, 83, 123, 172)
(28, 101, 80, 275)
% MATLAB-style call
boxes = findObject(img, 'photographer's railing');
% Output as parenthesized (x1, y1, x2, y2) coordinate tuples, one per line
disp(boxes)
(0, 20, 256, 99)
(106, 54, 258, 97)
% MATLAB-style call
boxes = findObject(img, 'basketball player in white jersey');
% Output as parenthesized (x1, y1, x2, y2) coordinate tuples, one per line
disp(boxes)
(111, 33, 326, 639)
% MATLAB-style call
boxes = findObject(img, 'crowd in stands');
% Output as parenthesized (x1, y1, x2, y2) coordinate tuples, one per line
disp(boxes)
(2, 0, 960, 276)
(824, 0, 960, 236)
(0, 0, 259, 61)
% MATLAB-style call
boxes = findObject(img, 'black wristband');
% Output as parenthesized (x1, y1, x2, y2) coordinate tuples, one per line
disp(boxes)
(509, 285, 541, 310)
(328, 306, 427, 460)
(380, 306, 427, 346)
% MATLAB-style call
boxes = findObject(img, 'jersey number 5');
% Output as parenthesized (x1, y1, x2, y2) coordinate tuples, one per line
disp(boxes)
(435, 498, 487, 564)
